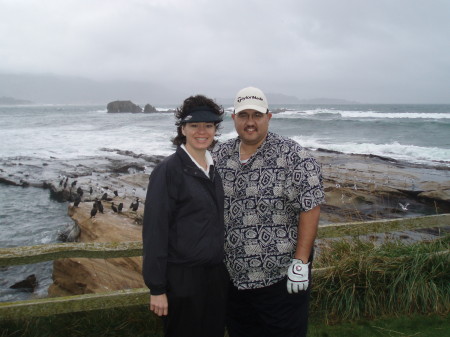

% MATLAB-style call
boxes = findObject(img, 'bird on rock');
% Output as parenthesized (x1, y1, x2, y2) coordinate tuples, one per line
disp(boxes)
(90, 203, 98, 218)
(73, 195, 81, 207)
(111, 202, 118, 213)
(113, 190, 119, 197)
(118, 202, 123, 213)
(130, 198, 140, 211)
(76, 187, 83, 197)
(96, 199, 104, 213)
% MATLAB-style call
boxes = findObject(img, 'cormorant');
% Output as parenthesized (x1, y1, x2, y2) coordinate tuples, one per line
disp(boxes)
(73, 195, 81, 207)
(113, 190, 119, 197)
(101, 192, 108, 201)
(96, 199, 104, 213)
(118, 202, 123, 213)
(130, 198, 140, 211)
(89, 186, 93, 195)
(111, 202, 118, 213)
(76, 187, 83, 197)
(71, 180, 77, 188)
(90, 203, 98, 218)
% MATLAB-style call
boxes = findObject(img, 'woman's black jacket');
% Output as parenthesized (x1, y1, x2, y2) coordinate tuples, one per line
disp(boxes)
(142, 147, 225, 295)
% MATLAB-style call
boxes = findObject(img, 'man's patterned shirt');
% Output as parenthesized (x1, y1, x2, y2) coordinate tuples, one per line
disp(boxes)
(212, 132, 325, 290)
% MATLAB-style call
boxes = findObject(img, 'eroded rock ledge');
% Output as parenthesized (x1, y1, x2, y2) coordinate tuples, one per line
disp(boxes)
(48, 193, 146, 296)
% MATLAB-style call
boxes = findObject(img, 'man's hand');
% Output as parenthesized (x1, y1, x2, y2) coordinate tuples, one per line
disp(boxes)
(150, 294, 168, 316)
(287, 259, 310, 294)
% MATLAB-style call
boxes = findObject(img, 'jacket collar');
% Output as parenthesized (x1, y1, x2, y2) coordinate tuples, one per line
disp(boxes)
(176, 146, 213, 180)
(180, 144, 213, 174)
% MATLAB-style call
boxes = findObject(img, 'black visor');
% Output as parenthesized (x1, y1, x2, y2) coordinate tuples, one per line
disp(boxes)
(181, 106, 222, 123)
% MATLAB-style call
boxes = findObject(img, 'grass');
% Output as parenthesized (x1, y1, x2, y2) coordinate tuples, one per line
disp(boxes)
(1, 308, 448, 337)
(1, 236, 448, 336)
(0, 306, 163, 337)
(308, 314, 449, 337)
(312, 235, 449, 323)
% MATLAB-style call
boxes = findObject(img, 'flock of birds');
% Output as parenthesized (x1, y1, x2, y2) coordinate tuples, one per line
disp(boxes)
(58, 175, 141, 219)
(89, 195, 140, 218)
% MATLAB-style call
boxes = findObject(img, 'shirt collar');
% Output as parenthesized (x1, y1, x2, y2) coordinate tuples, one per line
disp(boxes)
(180, 144, 214, 177)
(234, 132, 273, 162)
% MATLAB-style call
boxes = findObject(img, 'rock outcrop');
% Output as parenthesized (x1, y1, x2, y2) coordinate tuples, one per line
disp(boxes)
(315, 151, 450, 223)
(144, 104, 157, 113)
(10, 274, 38, 292)
(106, 101, 160, 113)
(107, 100, 142, 113)
(48, 195, 146, 297)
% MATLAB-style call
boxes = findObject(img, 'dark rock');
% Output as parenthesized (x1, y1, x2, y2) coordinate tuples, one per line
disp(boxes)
(110, 163, 146, 174)
(100, 148, 165, 165)
(10, 274, 38, 292)
(144, 104, 157, 113)
(57, 223, 80, 242)
(107, 100, 142, 113)
(0, 177, 20, 186)
(49, 185, 77, 202)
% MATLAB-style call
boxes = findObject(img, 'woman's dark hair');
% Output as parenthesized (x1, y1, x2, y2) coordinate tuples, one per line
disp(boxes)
(172, 95, 224, 147)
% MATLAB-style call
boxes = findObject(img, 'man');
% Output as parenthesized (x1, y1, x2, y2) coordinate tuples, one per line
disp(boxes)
(212, 87, 325, 337)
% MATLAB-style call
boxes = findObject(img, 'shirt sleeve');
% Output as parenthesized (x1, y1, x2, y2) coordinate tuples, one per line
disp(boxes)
(285, 149, 325, 212)
(142, 163, 174, 295)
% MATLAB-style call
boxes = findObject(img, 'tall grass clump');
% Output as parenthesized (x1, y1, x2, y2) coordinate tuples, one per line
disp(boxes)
(311, 235, 449, 323)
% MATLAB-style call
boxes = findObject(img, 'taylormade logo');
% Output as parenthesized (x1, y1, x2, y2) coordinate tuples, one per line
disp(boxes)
(237, 95, 264, 103)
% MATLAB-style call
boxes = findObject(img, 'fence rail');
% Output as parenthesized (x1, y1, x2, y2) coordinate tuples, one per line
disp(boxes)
(1, 213, 449, 320)
(317, 213, 449, 238)
(0, 241, 143, 267)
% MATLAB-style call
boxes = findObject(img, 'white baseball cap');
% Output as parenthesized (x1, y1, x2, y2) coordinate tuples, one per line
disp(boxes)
(234, 87, 269, 114)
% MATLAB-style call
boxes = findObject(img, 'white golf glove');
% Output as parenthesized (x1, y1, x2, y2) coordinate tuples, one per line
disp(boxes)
(287, 259, 310, 294)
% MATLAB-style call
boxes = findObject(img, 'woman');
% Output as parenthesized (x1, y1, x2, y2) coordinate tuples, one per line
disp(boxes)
(142, 95, 228, 337)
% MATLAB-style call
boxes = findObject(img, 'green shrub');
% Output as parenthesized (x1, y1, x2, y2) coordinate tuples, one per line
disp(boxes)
(311, 236, 450, 323)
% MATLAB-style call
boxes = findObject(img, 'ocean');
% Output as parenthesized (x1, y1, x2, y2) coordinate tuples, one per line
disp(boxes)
(1, 103, 449, 302)
(1, 103, 449, 164)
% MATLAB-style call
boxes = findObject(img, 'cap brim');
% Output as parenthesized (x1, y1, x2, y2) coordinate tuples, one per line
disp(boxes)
(234, 104, 268, 114)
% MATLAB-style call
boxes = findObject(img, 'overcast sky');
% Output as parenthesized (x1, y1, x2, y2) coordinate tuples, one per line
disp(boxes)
(1, 0, 449, 103)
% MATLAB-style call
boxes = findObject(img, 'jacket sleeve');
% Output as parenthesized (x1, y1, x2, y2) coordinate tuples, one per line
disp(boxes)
(142, 163, 173, 295)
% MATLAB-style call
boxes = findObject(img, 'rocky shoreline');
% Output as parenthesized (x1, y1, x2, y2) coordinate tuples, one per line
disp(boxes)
(1, 149, 449, 297)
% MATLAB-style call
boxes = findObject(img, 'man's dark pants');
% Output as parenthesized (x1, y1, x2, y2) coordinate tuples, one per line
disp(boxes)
(226, 276, 311, 337)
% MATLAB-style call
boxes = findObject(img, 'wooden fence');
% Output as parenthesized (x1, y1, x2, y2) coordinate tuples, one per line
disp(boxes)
(1, 214, 449, 320)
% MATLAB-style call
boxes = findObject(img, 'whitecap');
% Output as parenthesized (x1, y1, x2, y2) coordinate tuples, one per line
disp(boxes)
(272, 109, 450, 119)
(291, 136, 450, 166)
